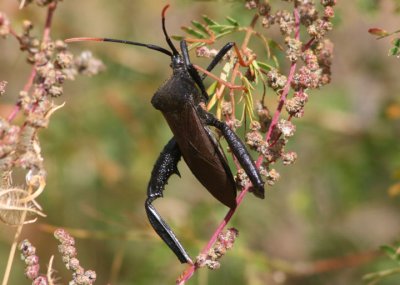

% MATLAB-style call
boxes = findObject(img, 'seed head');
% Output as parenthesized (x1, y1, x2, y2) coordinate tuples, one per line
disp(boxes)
(0, 12, 10, 38)
(285, 91, 308, 117)
(25, 264, 40, 280)
(277, 119, 296, 138)
(321, 0, 337, 6)
(221, 101, 233, 116)
(282, 151, 298, 165)
(245, 129, 264, 151)
(286, 37, 302, 62)
(266, 168, 280, 186)
(245, 0, 258, 10)
(235, 169, 249, 189)
(267, 69, 287, 92)
(0, 80, 7, 95)
(195, 228, 239, 270)
(74, 51, 105, 76)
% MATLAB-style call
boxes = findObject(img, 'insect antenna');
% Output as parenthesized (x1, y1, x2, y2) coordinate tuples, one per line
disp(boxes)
(161, 4, 179, 56)
(65, 37, 173, 57)
(65, 4, 179, 58)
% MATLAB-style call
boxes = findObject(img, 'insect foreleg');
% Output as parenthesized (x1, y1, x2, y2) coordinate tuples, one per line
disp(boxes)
(201, 42, 235, 80)
(180, 40, 236, 101)
(180, 40, 209, 102)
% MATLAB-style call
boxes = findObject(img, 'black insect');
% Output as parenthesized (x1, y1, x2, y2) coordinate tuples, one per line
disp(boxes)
(66, 5, 265, 264)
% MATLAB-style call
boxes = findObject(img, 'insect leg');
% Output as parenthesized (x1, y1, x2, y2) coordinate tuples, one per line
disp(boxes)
(145, 138, 192, 263)
(198, 108, 265, 198)
(180, 40, 209, 102)
(180, 41, 236, 100)
(201, 42, 235, 80)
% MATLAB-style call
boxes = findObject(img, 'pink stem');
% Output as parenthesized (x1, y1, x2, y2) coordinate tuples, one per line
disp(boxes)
(43, 2, 57, 43)
(6, 104, 21, 122)
(6, 68, 36, 122)
(177, 8, 301, 284)
(177, 4, 300, 285)
(177, 185, 250, 284)
(255, 8, 300, 168)
(255, 61, 297, 167)
(178, 6, 301, 285)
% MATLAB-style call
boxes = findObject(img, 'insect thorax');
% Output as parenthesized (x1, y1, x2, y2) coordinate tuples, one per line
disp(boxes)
(151, 69, 201, 112)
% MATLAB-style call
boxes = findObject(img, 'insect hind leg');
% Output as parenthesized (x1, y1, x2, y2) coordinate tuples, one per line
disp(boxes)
(145, 138, 192, 264)
(198, 108, 265, 198)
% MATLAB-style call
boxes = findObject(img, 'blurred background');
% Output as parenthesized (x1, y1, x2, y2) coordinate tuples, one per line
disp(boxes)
(0, 0, 400, 284)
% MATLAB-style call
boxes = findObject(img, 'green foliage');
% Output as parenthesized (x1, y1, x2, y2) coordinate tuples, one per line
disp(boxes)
(363, 243, 400, 284)
(389, 37, 400, 57)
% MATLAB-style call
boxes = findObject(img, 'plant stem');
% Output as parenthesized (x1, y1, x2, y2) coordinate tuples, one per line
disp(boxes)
(177, 6, 301, 284)
(363, 266, 400, 284)
(255, 7, 300, 168)
(7, 2, 57, 123)
(2, 4, 59, 284)
(177, 185, 250, 284)
(1, 211, 27, 285)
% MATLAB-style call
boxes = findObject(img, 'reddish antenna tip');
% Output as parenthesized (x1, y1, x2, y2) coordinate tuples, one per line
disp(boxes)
(162, 4, 170, 19)
(65, 37, 104, 43)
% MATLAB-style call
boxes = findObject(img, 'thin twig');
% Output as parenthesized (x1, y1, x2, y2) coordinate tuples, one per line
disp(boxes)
(193, 64, 246, 91)
(47, 255, 55, 285)
(1, 202, 28, 285)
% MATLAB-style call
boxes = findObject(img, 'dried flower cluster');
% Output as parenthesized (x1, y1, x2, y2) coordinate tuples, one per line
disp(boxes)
(54, 228, 97, 285)
(1, 4, 103, 285)
(0, 12, 10, 37)
(195, 228, 239, 270)
(0, 3, 104, 227)
(242, 0, 335, 191)
(0, 81, 7, 95)
(19, 239, 55, 285)
(19, 229, 96, 285)
(196, 45, 232, 61)
(0, 172, 45, 225)
(178, 1, 335, 282)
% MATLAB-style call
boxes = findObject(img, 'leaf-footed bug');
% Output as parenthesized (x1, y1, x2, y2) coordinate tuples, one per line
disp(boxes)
(66, 4, 265, 264)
